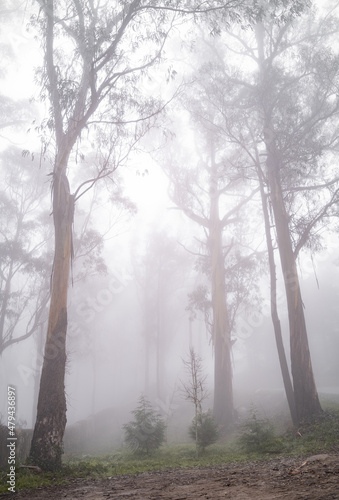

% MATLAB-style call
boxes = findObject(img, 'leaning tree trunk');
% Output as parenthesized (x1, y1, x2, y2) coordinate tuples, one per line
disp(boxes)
(265, 141, 322, 422)
(257, 168, 298, 425)
(29, 167, 74, 470)
(255, 22, 322, 423)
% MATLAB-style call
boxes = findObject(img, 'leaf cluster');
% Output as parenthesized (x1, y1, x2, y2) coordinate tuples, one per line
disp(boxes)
(123, 395, 166, 455)
(237, 408, 283, 454)
(189, 410, 219, 451)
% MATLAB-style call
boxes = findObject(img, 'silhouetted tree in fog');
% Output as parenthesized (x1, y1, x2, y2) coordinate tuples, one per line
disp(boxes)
(200, 4, 339, 422)
(133, 231, 190, 401)
(28, 0, 255, 469)
(0, 147, 51, 355)
(165, 89, 260, 430)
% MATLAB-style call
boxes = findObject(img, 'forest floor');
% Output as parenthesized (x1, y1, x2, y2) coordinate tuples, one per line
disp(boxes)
(2, 452, 339, 500)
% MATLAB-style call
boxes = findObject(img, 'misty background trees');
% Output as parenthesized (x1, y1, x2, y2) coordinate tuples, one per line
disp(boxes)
(0, 0, 339, 471)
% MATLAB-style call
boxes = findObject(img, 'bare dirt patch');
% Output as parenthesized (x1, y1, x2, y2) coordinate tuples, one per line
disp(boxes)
(1, 453, 338, 500)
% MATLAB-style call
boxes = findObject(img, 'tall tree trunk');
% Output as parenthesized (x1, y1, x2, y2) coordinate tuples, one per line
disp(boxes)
(255, 22, 322, 423)
(257, 168, 298, 425)
(29, 169, 74, 470)
(31, 324, 45, 426)
(266, 148, 322, 421)
(188, 316, 193, 349)
(156, 278, 162, 401)
(144, 336, 150, 396)
(210, 222, 233, 429)
(209, 161, 234, 429)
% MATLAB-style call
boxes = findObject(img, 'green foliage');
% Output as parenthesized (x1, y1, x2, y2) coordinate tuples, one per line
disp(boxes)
(186, 284, 211, 321)
(237, 409, 283, 454)
(1, 408, 339, 494)
(0, 467, 58, 494)
(283, 409, 339, 455)
(123, 395, 166, 455)
(62, 443, 243, 477)
(189, 411, 219, 452)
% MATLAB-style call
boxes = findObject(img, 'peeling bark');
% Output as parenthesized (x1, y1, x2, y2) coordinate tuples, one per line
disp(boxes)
(29, 169, 74, 470)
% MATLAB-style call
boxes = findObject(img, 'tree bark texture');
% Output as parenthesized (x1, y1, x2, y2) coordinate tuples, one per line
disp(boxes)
(29, 168, 74, 470)
(258, 169, 298, 425)
(28, 0, 79, 469)
(255, 22, 322, 423)
(266, 148, 322, 421)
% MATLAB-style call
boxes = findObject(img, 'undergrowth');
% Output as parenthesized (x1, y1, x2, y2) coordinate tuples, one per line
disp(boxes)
(1, 405, 338, 494)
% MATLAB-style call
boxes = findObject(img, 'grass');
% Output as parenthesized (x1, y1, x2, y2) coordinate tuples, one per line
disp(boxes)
(64, 443, 246, 475)
(1, 404, 339, 494)
(0, 467, 66, 494)
(237, 407, 339, 458)
(285, 409, 339, 455)
(0, 444, 246, 494)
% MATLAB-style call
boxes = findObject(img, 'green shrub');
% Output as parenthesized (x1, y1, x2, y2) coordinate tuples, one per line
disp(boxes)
(238, 409, 283, 454)
(123, 395, 166, 455)
(189, 410, 219, 452)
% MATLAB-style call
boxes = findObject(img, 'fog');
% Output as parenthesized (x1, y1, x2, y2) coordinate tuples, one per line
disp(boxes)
(1, 164, 338, 448)
(1, 0, 339, 459)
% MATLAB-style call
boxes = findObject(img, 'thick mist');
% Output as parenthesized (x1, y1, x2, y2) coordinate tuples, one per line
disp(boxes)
(1, 0, 339, 462)
(1, 169, 338, 452)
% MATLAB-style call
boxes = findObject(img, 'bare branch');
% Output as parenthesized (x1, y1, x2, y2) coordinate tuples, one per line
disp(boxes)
(221, 186, 260, 227)
(293, 187, 339, 258)
(73, 166, 115, 202)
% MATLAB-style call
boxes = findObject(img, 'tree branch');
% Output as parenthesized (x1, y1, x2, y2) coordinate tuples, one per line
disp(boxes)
(221, 186, 259, 227)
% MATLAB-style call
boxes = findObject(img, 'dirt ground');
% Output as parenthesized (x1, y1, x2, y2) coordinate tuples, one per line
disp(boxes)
(1, 453, 338, 500)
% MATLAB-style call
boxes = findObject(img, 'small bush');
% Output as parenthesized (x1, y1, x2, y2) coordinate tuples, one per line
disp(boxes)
(123, 395, 166, 455)
(189, 410, 219, 452)
(238, 409, 283, 454)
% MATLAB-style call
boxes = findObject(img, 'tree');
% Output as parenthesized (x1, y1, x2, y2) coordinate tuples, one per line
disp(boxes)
(0, 6, 49, 356)
(181, 347, 210, 455)
(165, 90, 260, 430)
(0, 147, 51, 355)
(253, 13, 339, 421)
(28, 0, 255, 470)
(202, 5, 339, 422)
(238, 407, 282, 454)
(133, 230, 190, 400)
(27, 0, 167, 470)
(257, 165, 298, 424)
(123, 395, 166, 454)
(188, 410, 219, 453)
(182, 48, 300, 421)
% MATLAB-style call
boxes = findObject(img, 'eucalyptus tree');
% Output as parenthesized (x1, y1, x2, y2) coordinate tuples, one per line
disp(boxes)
(165, 89, 260, 430)
(132, 230, 190, 401)
(253, 10, 339, 422)
(200, 4, 339, 422)
(27, 0, 255, 470)
(0, 147, 51, 355)
(181, 347, 211, 455)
